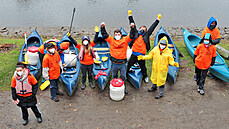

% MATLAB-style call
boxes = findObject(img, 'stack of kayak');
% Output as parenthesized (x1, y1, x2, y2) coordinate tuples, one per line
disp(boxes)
(18, 29, 43, 80)
(59, 33, 81, 96)
(93, 31, 112, 91)
(154, 26, 179, 84)
(183, 29, 229, 83)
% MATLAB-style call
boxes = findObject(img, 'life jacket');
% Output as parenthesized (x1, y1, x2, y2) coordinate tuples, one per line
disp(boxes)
(14, 69, 32, 95)
(79, 45, 95, 61)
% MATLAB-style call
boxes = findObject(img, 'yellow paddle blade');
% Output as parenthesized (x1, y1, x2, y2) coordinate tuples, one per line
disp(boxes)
(102, 57, 108, 62)
(94, 60, 101, 64)
(24, 53, 28, 63)
(40, 80, 50, 90)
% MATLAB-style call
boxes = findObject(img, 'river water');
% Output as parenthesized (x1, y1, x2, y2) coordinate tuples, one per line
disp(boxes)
(0, 0, 228, 29)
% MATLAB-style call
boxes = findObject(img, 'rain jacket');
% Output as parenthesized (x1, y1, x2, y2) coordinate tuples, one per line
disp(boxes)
(42, 51, 61, 79)
(142, 37, 178, 86)
(194, 43, 217, 70)
(201, 17, 221, 44)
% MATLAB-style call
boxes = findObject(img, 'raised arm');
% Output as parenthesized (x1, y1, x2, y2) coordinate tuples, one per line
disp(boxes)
(100, 22, 109, 39)
(145, 14, 161, 37)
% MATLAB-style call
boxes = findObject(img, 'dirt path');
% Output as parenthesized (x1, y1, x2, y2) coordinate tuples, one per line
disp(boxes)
(1, 68, 229, 129)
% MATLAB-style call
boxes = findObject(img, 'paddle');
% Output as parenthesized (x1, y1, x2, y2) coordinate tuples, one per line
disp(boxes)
(69, 7, 76, 33)
(24, 32, 28, 63)
(174, 44, 184, 57)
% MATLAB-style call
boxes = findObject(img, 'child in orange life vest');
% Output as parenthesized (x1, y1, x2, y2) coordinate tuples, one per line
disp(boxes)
(194, 33, 217, 95)
(127, 10, 161, 83)
(138, 36, 179, 99)
(100, 22, 135, 94)
(67, 27, 99, 90)
(42, 43, 64, 102)
(11, 62, 42, 126)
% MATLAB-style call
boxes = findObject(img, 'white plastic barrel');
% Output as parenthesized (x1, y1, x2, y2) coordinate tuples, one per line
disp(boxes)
(27, 46, 39, 65)
(110, 78, 125, 101)
(64, 53, 77, 67)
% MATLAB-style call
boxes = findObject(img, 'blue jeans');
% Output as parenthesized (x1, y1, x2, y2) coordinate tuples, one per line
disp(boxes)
(50, 78, 60, 99)
(112, 63, 126, 81)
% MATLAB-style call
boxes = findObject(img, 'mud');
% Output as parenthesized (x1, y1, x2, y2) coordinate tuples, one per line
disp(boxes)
(0, 62, 229, 129)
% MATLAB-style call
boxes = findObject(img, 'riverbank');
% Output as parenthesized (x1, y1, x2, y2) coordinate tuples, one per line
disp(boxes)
(0, 37, 229, 128)
(1, 26, 229, 40)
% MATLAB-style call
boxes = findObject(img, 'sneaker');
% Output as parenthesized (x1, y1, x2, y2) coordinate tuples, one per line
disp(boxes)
(23, 119, 28, 126)
(51, 97, 59, 102)
(199, 89, 205, 95)
(148, 87, 157, 92)
(128, 68, 135, 73)
(81, 83, 86, 90)
(56, 91, 64, 96)
(89, 82, 95, 89)
(155, 95, 163, 99)
(144, 77, 149, 83)
(37, 117, 42, 123)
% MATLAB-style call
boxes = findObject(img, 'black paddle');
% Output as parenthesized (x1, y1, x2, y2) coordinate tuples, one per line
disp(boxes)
(69, 7, 76, 33)
(175, 45, 184, 57)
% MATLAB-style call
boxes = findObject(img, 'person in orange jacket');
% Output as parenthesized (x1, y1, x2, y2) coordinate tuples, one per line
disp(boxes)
(194, 33, 217, 95)
(201, 17, 221, 45)
(100, 22, 135, 94)
(11, 62, 42, 125)
(67, 26, 99, 90)
(127, 10, 161, 83)
(42, 43, 64, 102)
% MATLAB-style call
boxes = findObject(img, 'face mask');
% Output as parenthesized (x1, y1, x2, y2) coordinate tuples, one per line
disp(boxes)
(203, 40, 209, 44)
(138, 29, 145, 35)
(115, 35, 121, 40)
(159, 44, 166, 49)
(17, 71, 23, 76)
(209, 24, 216, 30)
(83, 40, 89, 45)
(49, 48, 55, 54)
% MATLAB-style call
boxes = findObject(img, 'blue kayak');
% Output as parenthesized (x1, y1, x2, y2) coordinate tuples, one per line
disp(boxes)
(154, 26, 179, 84)
(60, 33, 81, 96)
(18, 29, 43, 80)
(120, 27, 143, 89)
(93, 31, 112, 91)
(183, 29, 229, 83)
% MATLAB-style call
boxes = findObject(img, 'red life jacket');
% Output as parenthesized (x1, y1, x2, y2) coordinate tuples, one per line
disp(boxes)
(15, 75, 32, 95)
(78, 45, 95, 60)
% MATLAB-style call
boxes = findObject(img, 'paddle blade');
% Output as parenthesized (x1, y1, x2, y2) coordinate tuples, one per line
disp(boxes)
(102, 57, 108, 62)
(40, 80, 50, 90)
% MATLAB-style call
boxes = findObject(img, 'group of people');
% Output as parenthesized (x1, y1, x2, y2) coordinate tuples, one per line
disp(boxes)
(11, 9, 221, 125)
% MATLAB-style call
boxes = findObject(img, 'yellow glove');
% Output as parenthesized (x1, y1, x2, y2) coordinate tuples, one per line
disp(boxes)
(138, 55, 144, 60)
(94, 26, 99, 32)
(128, 10, 132, 16)
(174, 62, 179, 67)
(67, 32, 71, 37)
(157, 14, 162, 20)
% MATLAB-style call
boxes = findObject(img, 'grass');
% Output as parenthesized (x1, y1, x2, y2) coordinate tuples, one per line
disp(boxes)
(0, 38, 228, 91)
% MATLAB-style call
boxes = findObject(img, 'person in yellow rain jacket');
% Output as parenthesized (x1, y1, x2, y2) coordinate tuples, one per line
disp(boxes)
(138, 36, 179, 99)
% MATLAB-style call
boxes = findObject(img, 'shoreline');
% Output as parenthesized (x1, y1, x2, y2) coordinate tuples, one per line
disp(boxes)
(0, 26, 229, 40)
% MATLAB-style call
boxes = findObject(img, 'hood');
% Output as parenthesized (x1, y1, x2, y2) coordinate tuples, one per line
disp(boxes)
(158, 36, 169, 49)
(207, 17, 217, 29)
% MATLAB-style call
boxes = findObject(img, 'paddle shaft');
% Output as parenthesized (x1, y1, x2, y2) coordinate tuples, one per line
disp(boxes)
(69, 7, 76, 33)
(65, 55, 77, 67)
(175, 45, 184, 57)
(24, 32, 27, 51)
